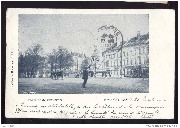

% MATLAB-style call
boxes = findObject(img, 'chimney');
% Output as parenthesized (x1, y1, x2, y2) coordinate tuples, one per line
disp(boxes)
(137, 31, 140, 39)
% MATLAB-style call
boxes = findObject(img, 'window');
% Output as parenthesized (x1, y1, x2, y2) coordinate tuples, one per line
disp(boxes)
(139, 48, 141, 55)
(101, 39, 105, 43)
(147, 57, 149, 64)
(139, 57, 141, 64)
(127, 59, 129, 65)
(130, 51, 132, 56)
(106, 60, 109, 67)
(130, 59, 133, 65)
(144, 47, 146, 54)
(143, 47, 145, 54)
(141, 58, 144, 64)
(135, 58, 137, 65)
(147, 46, 149, 54)
(123, 52, 125, 56)
(118, 60, 121, 66)
(144, 57, 146, 64)
(117, 52, 121, 58)
(112, 61, 114, 66)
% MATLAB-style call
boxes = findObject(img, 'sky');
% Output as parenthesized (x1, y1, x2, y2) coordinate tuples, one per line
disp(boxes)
(19, 14, 149, 57)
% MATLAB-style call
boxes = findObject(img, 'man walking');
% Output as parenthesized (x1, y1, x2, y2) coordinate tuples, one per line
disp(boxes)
(82, 67, 89, 88)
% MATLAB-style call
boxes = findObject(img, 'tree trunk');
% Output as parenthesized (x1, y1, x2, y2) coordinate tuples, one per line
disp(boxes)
(51, 63, 53, 72)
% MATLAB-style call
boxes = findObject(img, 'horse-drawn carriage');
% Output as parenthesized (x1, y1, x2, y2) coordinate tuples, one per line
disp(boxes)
(50, 62, 64, 80)
(50, 70, 64, 80)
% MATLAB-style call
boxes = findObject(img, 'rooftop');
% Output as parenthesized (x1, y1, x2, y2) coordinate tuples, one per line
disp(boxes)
(123, 33, 149, 47)
(102, 32, 149, 54)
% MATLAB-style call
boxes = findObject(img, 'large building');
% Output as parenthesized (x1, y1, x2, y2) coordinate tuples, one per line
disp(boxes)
(98, 31, 149, 78)
(122, 32, 149, 78)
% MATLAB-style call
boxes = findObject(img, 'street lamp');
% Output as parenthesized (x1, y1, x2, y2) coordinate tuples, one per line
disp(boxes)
(73, 56, 79, 71)
(76, 58, 78, 71)
(91, 46, 99, 77)
(91, 55, 97, 77)
(114, 27, 124, 78)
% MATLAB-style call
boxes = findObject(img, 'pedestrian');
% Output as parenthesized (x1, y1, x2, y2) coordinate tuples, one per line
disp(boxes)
(142, 69, 145, 80)
(82, 67, 89, 88)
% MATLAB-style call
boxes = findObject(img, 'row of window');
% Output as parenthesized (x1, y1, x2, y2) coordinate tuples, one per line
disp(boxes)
(105, 53, 120, 59)
(123, 57, 149, 66)
(105, 57, 149, 67)
(105, 44, 112, 48)
(104, 46, 149, 59)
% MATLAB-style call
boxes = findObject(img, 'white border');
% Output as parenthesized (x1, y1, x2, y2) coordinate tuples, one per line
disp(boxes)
(6, 9, 175, 119)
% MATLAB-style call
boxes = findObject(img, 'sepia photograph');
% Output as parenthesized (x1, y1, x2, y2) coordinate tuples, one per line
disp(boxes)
(18, 14, 149, 94)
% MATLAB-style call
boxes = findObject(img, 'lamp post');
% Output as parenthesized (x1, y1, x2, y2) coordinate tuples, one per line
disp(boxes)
(114, 27, 124, 78)
(74, 56, 78, 71)
(91, 55, 96, 77)
(76, 58, 78, 71)
(72, 56, 79, 74)
(91, 46, 99, 77)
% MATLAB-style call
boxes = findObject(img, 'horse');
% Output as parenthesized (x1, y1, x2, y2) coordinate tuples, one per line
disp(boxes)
(51, 71, 64, 80)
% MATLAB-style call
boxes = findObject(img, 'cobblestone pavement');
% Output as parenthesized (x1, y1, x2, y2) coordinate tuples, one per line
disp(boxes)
(18, 77, 149, 94)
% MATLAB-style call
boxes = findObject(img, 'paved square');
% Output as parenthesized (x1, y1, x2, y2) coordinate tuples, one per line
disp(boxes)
(18, 77, 149, 94)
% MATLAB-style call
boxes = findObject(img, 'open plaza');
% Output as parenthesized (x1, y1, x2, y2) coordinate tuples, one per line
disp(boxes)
(18, 77, 149, 94)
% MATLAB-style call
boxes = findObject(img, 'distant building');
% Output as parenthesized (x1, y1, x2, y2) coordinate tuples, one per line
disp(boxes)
(71, 52, 84, 73)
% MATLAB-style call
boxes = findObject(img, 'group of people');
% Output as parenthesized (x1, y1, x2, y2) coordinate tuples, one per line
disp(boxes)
(50, 66, 148, 88)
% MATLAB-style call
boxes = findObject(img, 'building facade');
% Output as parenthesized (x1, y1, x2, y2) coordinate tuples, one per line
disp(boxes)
(96, 25, 123, 77)
(122, 32, 149, 78)
(99, 32, 149, 78)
